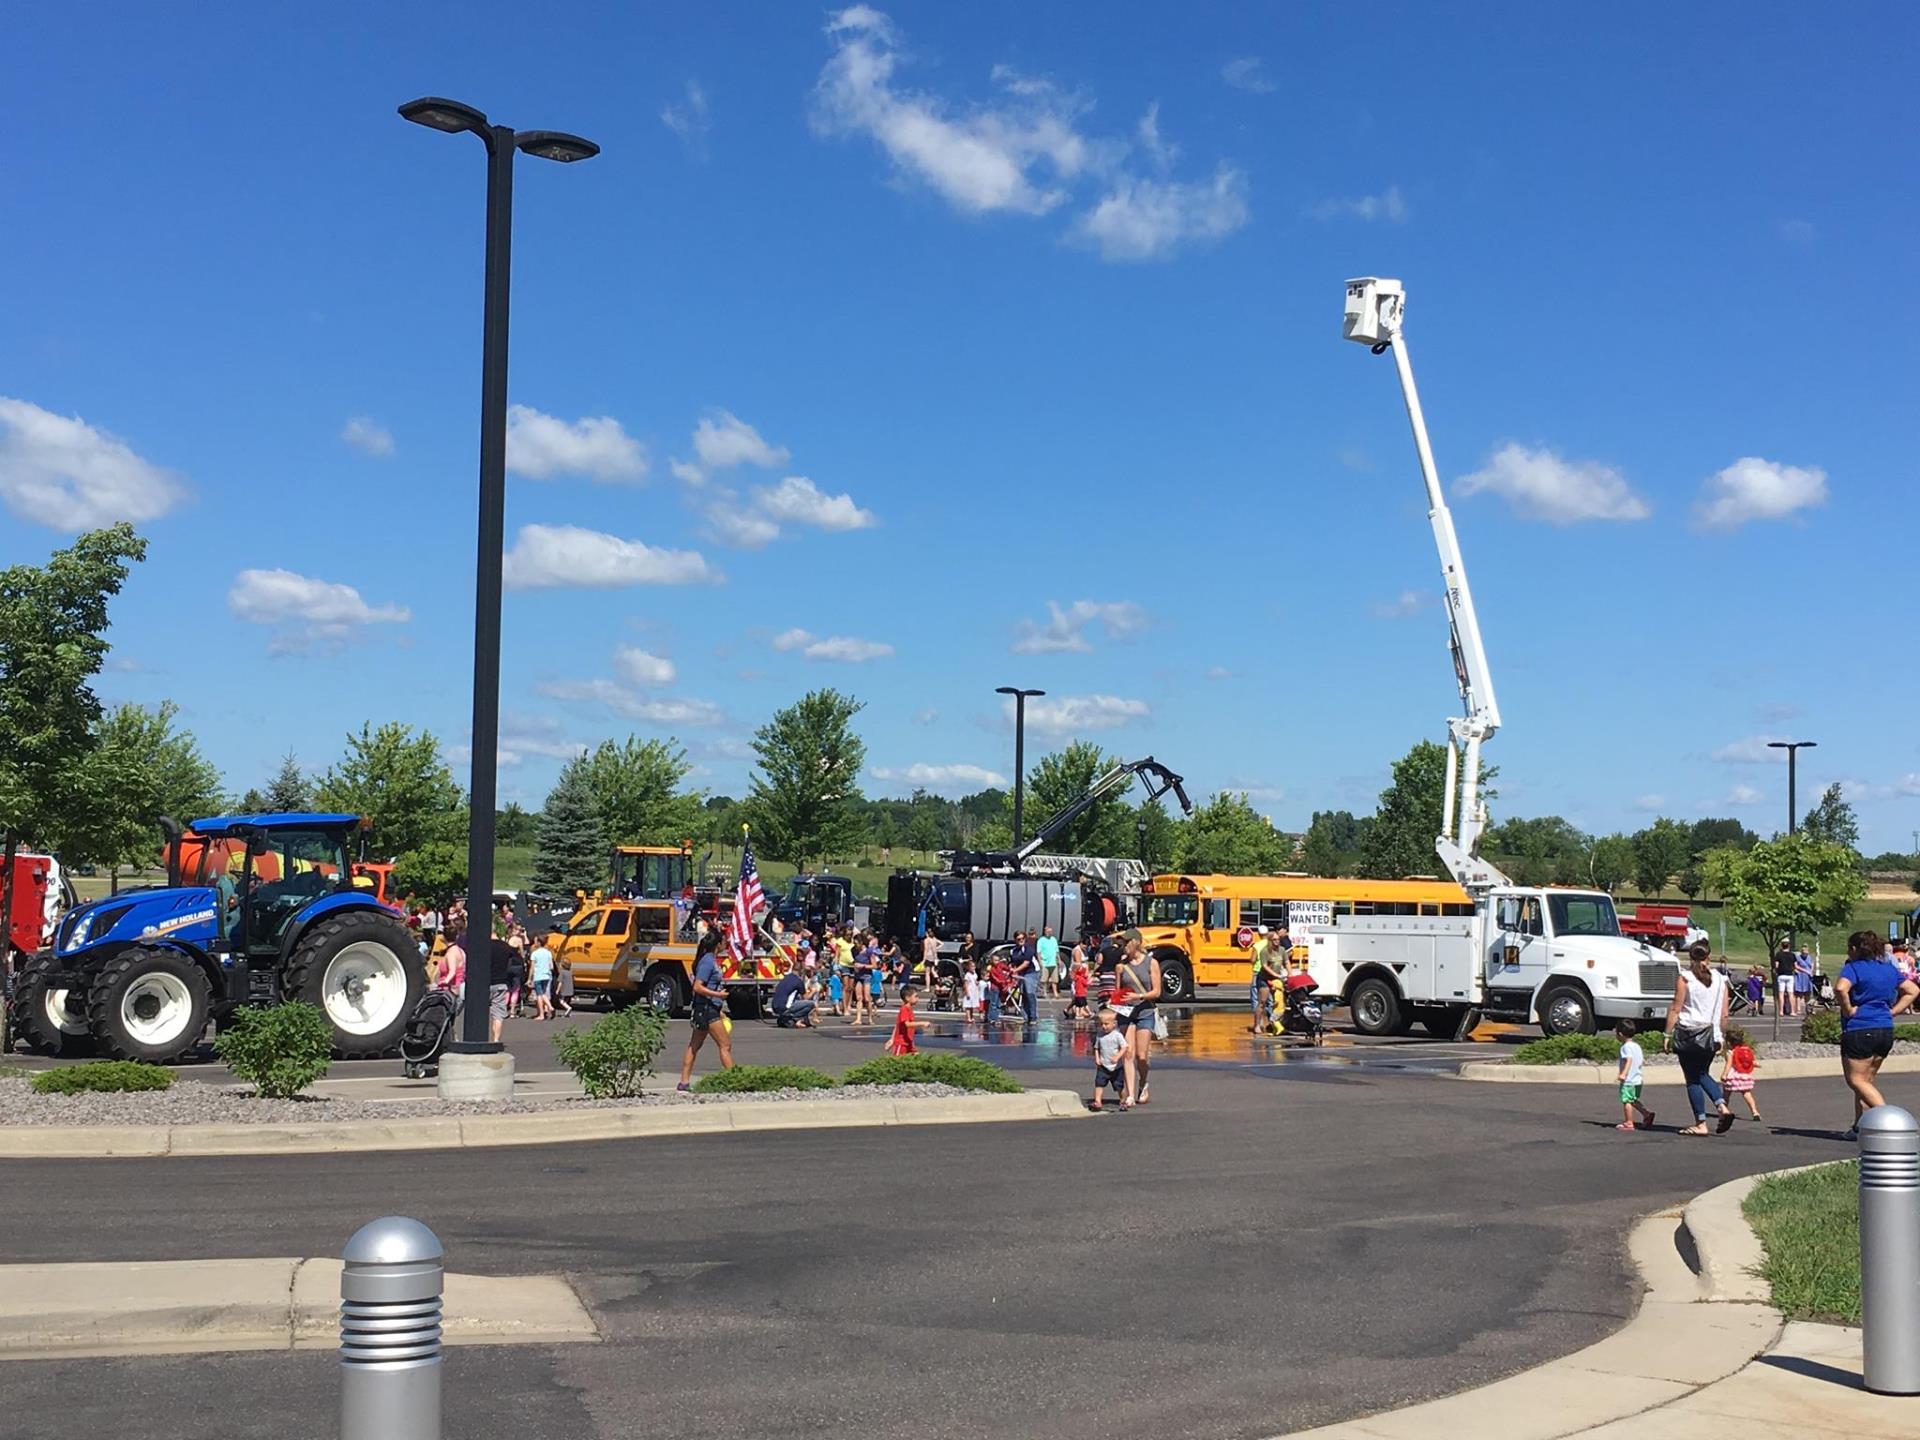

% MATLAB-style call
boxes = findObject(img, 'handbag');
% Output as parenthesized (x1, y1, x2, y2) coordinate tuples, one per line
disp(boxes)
(1672, 1024, 1716, 1061)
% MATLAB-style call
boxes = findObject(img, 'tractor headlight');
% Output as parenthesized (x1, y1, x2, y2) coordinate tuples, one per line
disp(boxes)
(65, 914, 93, 951)
(64, 904, 129, 952)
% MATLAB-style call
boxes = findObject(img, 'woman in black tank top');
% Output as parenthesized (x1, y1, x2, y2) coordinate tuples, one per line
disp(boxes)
(1117, 936, 1162, 1106)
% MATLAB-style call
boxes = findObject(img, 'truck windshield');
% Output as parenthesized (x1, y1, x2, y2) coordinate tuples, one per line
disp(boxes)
(1549, 893, 1621, 938)
(1138, 894, 1198, 925)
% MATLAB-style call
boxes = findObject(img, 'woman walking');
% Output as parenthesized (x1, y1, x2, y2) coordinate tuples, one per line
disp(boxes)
(1115, 935, 1162, 1108)
(1835, 928, 1919, 1139)
(1664, 941, 1735, 1135)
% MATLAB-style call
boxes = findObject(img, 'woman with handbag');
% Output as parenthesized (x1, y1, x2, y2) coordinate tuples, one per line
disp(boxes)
(1664, 941, 1734, 1135)
(1115, 935, 1163, 1108)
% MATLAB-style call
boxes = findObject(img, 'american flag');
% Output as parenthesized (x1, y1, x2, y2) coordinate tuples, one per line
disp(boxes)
(728, 835, 767, 963)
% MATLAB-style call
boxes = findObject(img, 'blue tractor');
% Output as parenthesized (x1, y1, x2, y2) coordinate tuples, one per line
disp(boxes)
(11, 812, 426, 1064)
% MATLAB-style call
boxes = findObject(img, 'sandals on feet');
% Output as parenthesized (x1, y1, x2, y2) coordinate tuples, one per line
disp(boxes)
(1680, 1123, 1709, 1135)
(1716, 1111, 1736, 1134)
(1614, 1122, 1637, 1131)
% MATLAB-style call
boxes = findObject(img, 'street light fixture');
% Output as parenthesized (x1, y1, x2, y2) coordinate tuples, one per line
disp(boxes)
(995, 687, 1046, 850)
(1767, 740, 1818, 836)
(399, 95, 598, 1098)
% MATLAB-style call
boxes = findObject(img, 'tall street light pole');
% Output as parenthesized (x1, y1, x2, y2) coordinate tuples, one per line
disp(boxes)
(399, 98, 598, 1096)
(995, 687, 1045, 850)
(1767, 740, 1818, 836)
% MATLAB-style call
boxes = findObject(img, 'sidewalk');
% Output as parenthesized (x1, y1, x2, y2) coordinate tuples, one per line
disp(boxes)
(1278, 1172, 1914, 1439)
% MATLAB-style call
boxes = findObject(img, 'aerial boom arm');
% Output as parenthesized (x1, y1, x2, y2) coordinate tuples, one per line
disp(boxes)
(1015, 757, 1192, 865)
(1345, 278, 1509, 891)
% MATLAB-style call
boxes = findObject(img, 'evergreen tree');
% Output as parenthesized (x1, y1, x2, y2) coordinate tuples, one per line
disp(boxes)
(262, 752, 312, 812)
(530, 758, 610, 897)
(1800, 782, 1860, 852)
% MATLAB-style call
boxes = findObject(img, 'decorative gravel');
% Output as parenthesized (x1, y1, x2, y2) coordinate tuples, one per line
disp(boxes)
(1525, 1040, 1920, 1068)
(0, 1078, 980, 1128)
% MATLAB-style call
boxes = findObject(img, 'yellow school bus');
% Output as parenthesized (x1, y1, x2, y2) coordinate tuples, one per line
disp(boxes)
(1132, 873, 1473, 1000)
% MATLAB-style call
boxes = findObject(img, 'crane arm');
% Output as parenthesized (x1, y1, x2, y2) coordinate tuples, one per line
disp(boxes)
(1345, 278, 1510, 892)
(945, 757, 1193, 876)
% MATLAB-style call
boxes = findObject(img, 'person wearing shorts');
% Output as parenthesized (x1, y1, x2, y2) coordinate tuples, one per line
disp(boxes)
(528, 938, 554, 1020)
(676, 945, 735, 1090)
(485, 937, 516, 1044)
(1836, 929, 1919, 1138)
(1772, 946, 1796, 1017)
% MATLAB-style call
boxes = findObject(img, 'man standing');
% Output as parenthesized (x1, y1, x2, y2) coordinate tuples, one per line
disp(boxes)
(1773, 945, 1796, 1017)
(1011, 930, 1040, 1024)
(1037, 925, 1060, 999)
(1249, 927, 1271, 1030)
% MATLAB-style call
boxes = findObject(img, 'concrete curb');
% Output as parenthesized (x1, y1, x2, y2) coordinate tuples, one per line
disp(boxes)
(1272, 1170, 1801, 1439)
(0, 1257, 599, 1360)
(1459, 1053, 1920, 1086)
(0, 1087, 1086, 1160)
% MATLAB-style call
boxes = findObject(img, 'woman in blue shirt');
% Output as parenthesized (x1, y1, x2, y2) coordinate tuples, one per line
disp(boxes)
(1835, 929, 1919, 1139)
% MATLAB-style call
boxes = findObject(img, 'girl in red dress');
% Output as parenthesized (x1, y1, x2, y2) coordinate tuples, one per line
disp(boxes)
(886, 984, 930, 1055)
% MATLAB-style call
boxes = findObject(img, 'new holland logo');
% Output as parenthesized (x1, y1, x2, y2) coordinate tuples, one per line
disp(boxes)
(142, 907, 217, 937)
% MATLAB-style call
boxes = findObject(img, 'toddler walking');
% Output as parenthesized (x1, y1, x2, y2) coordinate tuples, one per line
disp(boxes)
(1614, 1020, 1656, 1132)
(1720, 1041, 1762, 1122)
(961, 960, 982, 1020)
(1089, 1007, 1130, 1112)
(885, 984, 929, 1055)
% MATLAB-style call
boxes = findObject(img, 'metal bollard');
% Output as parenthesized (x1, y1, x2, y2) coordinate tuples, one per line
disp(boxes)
(1859, 1105, 1920, 1395)
(340, 1216, 444, 1440)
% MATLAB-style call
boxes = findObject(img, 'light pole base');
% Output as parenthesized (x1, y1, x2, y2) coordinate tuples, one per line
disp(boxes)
(436, 1049, 516, 1102)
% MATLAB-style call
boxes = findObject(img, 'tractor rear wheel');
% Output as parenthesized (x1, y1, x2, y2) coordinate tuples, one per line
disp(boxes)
(284, 911, 425, 1059)
(12, 953, 95, 1058)
(88, 946, 211, 1063)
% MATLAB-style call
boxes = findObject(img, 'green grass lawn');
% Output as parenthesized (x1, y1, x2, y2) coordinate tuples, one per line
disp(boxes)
(1743, 1161, 1859, 1323)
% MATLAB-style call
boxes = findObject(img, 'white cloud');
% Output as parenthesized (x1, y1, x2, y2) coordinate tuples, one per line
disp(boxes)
(538, 678, 728, 729)
(1725, 784, 1764, 807)
(772, 628, 893, 662)
(1309, 185, 1408, 223)
(661, 79, 712, 151)
(1634, 794, 1666, 811)
(912, 706, 939, 725)
(1710, 736, 1795, 764)
(754, 475, 877, 532)
(340, 416, 394, 458)
(1012, 600, 1148, 654)
(1691, 457, 1828, 533)
(1205, 665, 1232, 681)
(227, 568, 410, 654)
(1016, 694, 1149, 735)
(1455, 442, 1651, 524)
(505, 405, 648, 483)
(613, 645, 676, 687)
(453, 713, 589, 768)
(1226, 780, 1287, 803)
(0, 396, 187, 529)
(871, 761, 1008, 792)
(1071, 163, 1249, 262)
(1220, 56, 1275, 94)
(1371, 589, 1431, 620)
(813, 8, 1089, 216)
(693, 410, 789, 472)
(813, 9, 1242, 263)
(502, 524, 719, 590)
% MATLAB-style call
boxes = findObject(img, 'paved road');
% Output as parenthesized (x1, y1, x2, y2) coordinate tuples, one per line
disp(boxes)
(1, 1044, 1895, 1440)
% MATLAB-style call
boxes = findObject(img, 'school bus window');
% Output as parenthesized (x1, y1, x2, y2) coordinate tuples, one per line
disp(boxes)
(1140, 894, 1198, 925)
(1204, 899, 1230, 930)
(1333, 901, 1354, 917)
(1443, 903, 1473, 916)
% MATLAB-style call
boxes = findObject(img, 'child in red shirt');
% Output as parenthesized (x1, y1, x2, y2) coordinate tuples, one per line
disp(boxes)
(1065, 953, 1092, 1019)
(886, 984, 930, 1055)
(1720, 1042, 1762, 1122)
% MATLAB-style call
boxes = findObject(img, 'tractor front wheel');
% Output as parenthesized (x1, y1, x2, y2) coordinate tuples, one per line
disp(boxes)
(284, 911, 425, 1059)
(88, 947, 211, 1064)
(12, 953, 95, 1058)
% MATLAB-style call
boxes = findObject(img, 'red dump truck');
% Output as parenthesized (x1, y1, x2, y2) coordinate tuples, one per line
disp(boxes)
(1617, 904, 1708, 950)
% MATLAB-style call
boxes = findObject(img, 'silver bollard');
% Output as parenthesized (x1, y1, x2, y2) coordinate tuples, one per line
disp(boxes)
(1859, 1105, 1920, 1395)
(340, 1216, 444, 1440)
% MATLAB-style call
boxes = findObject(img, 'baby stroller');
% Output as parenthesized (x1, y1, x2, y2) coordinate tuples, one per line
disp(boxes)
(929, 959, 961, 1012)
(400, 988, 461, 1079)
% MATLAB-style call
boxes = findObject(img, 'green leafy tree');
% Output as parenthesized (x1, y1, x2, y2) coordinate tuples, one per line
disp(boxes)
(261, 752, 312, 812)
(1589, 833, 1634, 892)
(496, 802, 538, 848)
(1135, 799, 1184, 872)
(314, 722, 464, 860)
(1799, 782, 1860, 852)
(392, 840, 467, 901)
(904, 791, 945, 853)
(1017, 742, 1137, 856)
(1485, 815, 1591, 888)
(530, 758, 610, 897)
(746, 689, 866, 866)
(1357, 740, 1462, 880)
(1675, 863, 1704, 900)
(91, 701, 226, 881)
(1630, 818, 1692, 896)
(0, 524, 148, 937)
(577, 736, 701, 846)
(1299, 809, 1362, 877)
(1689, 817, 1758, 854)
(1173, 792, 1290, 875)
(1704, 834, 1867, 960)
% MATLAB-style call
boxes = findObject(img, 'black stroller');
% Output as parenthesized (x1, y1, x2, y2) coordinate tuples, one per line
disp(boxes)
(400, 988, 461, 1079)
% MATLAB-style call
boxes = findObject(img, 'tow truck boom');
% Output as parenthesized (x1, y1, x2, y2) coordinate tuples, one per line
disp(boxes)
(947, 757, 1192, 875)
(1344, 277, 1509, 893)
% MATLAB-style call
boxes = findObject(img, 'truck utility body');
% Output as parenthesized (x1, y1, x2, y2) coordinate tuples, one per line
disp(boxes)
(1332, 279, 1674, 1036)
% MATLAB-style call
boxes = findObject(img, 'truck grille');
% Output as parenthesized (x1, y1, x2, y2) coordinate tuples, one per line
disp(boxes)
(1638, 959, 1678, 997)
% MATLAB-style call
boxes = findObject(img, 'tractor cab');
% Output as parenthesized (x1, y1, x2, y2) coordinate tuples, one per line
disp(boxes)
(610, 844, 691, 901)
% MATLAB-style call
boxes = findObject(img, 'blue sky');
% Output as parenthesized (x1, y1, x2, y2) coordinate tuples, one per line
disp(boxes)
(4, 3, 1916, 849)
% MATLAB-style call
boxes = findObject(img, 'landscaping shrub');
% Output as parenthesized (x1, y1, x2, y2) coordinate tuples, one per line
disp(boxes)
(1798, 1010, 1920, 1046)
(29, 1061, 175, 1095)
(692, 1064, 837, 1094)
(840, 1053, 1023, 1093)
(214, 1003, 333, 1098)
(1510, 1033, 1619, 1066)
(553, 1005, 670, 1099)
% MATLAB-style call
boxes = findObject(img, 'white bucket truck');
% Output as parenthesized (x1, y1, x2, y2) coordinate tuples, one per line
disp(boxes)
(1308, 279, 1680, 1039)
